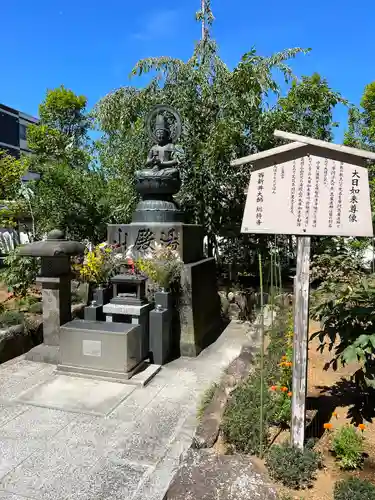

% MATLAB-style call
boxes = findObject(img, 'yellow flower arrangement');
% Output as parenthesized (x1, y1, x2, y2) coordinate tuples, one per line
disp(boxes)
(79, 244, 116, 286)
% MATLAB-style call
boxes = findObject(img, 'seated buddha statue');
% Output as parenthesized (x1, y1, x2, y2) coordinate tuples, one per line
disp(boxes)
(133, 106, 183, 223)
(136, 113, 180, 182)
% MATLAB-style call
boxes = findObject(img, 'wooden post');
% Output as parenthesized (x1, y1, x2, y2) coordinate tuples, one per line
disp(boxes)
(291, 236, 311, 449)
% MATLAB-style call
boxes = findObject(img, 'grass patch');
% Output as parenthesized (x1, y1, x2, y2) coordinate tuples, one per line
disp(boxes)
(197, 382, 219, 420)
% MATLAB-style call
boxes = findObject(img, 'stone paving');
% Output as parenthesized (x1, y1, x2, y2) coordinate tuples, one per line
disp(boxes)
(0, 321, 252, 500)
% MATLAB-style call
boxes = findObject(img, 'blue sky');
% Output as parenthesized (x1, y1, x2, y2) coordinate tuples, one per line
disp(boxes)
(1, 0, 374, 142)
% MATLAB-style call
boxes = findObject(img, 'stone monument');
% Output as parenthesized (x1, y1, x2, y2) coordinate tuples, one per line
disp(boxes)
(108, 104, 222, 356)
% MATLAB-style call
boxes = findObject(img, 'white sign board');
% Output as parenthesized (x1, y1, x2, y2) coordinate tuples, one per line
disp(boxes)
(241, 154, 373, 236)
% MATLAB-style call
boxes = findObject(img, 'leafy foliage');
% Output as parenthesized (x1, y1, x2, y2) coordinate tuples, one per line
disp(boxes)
(0, 151, 28, 227)
(345, 82, 375, 152)
(266, 440, 322, 489)
(0, 248, 40, 298)
(310, 272, 375, 388)
(0, 310, 25, 328)
(135, 244, 183, 291)
(30, 162, 112, 243)
(334, 477, 375, 500)
(27, 85, 90, 168)
(222, 368, 271, 454)
(197, 382, 218, 420)
(332, 425, 365, 470)
(277, 73, 346, 141)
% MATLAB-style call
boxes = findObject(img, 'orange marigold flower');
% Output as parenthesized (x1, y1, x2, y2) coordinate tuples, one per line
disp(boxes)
(358, 423, 366, 431)
(323, 423, 333, 430)
(281, 386, 288, 392)
(270, 386, 277, 391)
(281, 356, 287, 360)
(286, 362, 293, 367)
(287, 391, 293, 397)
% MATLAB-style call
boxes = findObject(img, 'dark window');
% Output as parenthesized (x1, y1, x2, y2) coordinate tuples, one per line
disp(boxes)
(0, 111, 19, 147)
(19, 124, 27, 141)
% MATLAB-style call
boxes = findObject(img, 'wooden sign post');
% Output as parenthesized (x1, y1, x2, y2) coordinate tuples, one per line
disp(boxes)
(231, 130, 375, 449)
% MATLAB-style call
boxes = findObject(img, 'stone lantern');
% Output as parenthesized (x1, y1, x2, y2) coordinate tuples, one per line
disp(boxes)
(18, 229, 85, 364)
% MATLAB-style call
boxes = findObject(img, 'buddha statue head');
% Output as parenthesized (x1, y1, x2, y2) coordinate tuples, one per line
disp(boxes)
(154, 113, 170, 146)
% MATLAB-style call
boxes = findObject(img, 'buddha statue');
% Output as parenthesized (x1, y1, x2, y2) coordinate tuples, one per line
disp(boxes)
(140, 113, 180, 179)
(133, 105, 184, 224)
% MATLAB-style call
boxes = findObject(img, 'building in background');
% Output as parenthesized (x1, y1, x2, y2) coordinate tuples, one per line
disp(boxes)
(0, 103, 38, 158)
(0, 104, 40, 262)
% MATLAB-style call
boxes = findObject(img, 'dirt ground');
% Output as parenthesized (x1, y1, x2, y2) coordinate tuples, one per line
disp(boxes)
(274, 320, 375, 500)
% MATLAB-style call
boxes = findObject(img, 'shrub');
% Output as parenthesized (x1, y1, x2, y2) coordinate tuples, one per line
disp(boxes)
(0, 310, 24, 328)
(222, 369, 272, 455)
(28, 301, 43, 314)
(334, 477, 375, 500)
(266, 440, 322, 489)
(332, 425, 364, 470)
(0, 248, 40, 297)
(270, 391, 292, 425)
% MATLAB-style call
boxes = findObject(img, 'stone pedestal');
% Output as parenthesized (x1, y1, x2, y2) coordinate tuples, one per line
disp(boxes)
(57, 320, 146, 381)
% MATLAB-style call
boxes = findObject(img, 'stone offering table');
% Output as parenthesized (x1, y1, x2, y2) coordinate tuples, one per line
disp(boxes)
(18, 229, 85, 364)
(57, 319, 149, 382)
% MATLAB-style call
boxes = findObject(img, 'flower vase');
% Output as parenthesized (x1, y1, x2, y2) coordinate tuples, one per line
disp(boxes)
(154, 290, 172, 311)
(91, 284, 113, 306)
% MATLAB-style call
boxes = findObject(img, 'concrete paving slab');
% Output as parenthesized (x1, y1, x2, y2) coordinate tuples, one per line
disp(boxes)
(0, 403, 29, 427)
(16, 375, 136, 416)
(0, 321, 253, 500)
(108, 399, 188, 466)
(0, 359, 51, 379)
(0, 438, 40, 481)
(50, 414, 125, 452)
(75, 458, 150, 500)
(0, 443, 100, 500)
(0, 407, 73, 441)
(108, 383, 165, 422)
(0, 366, 55, 401)
(0, 492, 37, 499)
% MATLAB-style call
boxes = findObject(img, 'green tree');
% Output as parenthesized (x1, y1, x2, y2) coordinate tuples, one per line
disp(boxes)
(276, 73, 345, 141)
(344, 82, 375, 151)
(27, 85, 91, 168)
(25, 86, 119, 243)
(30, 162, 112, 243)
(0, 151, 28, 227)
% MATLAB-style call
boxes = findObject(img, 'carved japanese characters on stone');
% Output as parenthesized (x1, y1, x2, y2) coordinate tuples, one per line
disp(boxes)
(160, 228, 180, 251)
(134, 228, 155, 251)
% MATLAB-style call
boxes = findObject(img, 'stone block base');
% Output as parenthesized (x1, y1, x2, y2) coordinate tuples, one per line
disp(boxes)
(58, 320, 146, 378)
(56, 361, 161, 386)
(25, 344, 61, 364)
(179, 258, 224, 357)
